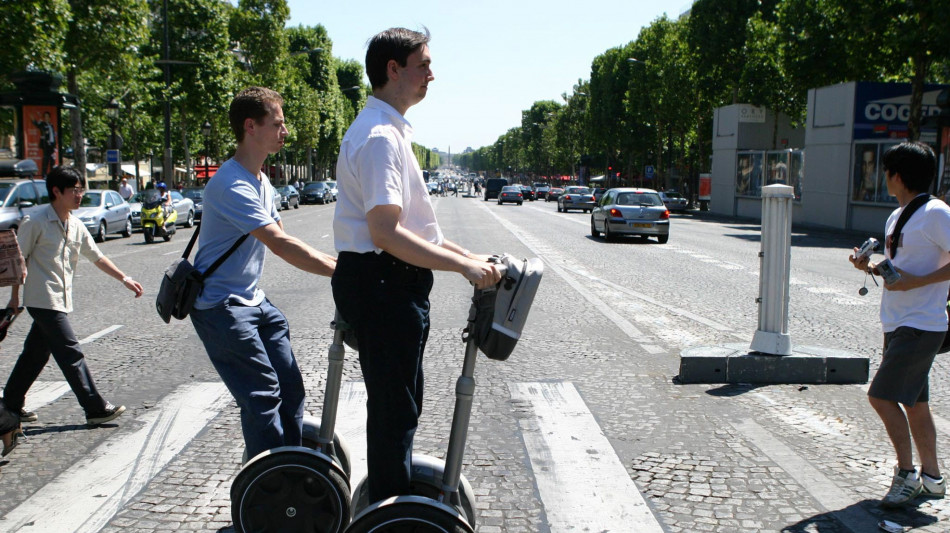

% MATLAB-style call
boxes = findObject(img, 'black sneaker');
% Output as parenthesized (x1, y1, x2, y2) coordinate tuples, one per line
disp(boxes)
(19, 409, 37, 422)
(86, 403, 125, 425)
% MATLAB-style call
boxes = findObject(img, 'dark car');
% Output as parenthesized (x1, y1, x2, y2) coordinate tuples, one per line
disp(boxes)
(497, 185, 523, 205)
(301, 182, 333, 204)
(545, 187, 564, 202)
(557, 186, 596, 213)
(483, 178, 508, 201)
(590, 188, 670, 243)
(520, 186, 536, 201)
(276, 185, 300, 210)
(592, 188, 608, 203)
(181, 187, 204, 220)
(535, 185, 550, 199)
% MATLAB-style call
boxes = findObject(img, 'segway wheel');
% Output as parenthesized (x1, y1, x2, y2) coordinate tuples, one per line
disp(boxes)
(231, 447, 351, 533)
(302, 416, 352, 479)
(346, 498, 474, 533)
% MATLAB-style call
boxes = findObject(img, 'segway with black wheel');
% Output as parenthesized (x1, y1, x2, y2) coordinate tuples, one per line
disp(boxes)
(231, 314, 356, 533)
(346, 254, 543, 533)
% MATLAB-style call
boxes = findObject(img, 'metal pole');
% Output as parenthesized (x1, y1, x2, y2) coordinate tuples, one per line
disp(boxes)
(162, 0, 173, 185)
(750, 184, 794, 355)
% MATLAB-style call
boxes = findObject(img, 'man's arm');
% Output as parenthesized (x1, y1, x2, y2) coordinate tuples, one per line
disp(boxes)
(94, 257, 144, 297)
(366, 205, 499, 289)
(885, 261, 950, 291)
(250, 223, 336, 276)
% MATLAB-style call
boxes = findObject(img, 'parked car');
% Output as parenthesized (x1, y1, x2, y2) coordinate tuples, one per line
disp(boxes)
(325, 181, 338, 201)
(301, 181, 333, 204)
(557, 186, 596, 213)
(169, 190, 196, 227)
(520, 186, 536, 201)
(497, 185, 524, 205)
(545, 187, 564, 202)
(181, 187, 204, 221)
(276, 185, 300, 210)
(75, 189, 132, 242)
(659, 190, 688, 212)
(590, 188, 670, 243)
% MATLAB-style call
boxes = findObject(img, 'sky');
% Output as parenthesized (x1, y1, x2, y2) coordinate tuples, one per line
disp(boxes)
(285, 0, 683, 154)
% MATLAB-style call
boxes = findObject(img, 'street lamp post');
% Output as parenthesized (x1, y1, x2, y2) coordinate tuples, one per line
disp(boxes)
(105, 98, 121, 188)
(201, 120, 211, 183)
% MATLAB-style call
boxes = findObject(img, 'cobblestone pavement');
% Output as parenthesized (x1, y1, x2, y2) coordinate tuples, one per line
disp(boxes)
(0, 197, 948, 532)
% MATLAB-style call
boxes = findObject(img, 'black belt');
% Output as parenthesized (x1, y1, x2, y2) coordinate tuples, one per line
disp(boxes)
(339, 251, 429, 273)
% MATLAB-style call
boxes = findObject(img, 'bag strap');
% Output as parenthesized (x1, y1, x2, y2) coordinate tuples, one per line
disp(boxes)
(889, 194, 934, 259)
(181, 222, 201, 259)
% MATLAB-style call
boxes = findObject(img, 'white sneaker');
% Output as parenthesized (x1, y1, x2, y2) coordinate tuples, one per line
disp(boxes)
(921, 472, 946, 498)
(881, 466, 922, 508)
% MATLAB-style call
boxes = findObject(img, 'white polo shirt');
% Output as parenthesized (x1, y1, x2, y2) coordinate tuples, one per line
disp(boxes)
(333, 96, 443, 253)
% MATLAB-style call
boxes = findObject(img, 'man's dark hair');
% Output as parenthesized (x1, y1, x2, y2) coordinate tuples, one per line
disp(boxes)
(882, 141, 936, 193)
(365, 27, 430, 90)
(229, 87, 283, 143)
(45, 166, 84, 198)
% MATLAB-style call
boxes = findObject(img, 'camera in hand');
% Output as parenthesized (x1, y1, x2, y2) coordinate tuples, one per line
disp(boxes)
(855, 237, 879, 261)
(877, 258, 901, 284)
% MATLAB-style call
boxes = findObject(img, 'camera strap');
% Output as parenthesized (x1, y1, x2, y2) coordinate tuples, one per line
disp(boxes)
(888, 193, 934, 259)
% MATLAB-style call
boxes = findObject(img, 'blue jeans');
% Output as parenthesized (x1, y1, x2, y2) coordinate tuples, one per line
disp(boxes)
(332, 251, 433, 504)
(191, 298, 304, 459)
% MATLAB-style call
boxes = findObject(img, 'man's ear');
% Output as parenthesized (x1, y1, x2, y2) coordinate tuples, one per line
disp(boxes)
(387, 59, 400, 81)
(244, 117, 256, 138)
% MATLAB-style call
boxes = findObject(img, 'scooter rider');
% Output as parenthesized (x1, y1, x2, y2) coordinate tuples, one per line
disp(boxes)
(156, 181, 173, 218)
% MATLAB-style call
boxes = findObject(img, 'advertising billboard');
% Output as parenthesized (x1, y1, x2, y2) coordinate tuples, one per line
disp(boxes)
(853, 82, 950, 140)
(23, 105, 58, 176)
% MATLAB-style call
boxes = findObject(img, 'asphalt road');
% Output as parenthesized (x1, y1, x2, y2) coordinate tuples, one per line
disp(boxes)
(0, 193, 948, 532)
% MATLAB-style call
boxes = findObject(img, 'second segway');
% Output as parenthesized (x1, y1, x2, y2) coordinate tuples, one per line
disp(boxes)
(346, 254, 543, 533)
(231, 314, 355, 533)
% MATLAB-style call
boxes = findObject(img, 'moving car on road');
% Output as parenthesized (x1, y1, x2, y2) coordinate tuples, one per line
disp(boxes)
(545, 187, 563, 202)
(497, 185, 524, 205)
(75, 189, 132, 242)
(590, 188, 670, 243)
(484, 177, 508, 201)
(557, 186, 596, 213)
(659, 190, 688, 212)
(301, 181, 333, 204)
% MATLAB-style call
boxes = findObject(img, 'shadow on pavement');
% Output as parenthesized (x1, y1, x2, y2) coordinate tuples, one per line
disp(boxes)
(781, 498, 939, 532)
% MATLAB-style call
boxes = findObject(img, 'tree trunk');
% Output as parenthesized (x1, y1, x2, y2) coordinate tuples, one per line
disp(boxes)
(66, 70, 86, 178)
(907, 49, 931, 142)
(180, 108, 190, 187)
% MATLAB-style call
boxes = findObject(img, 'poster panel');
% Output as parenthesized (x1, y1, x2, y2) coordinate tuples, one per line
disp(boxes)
(23, 106, 58, 176)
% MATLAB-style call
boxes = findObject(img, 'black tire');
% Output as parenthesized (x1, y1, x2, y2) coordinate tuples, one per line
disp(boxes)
(657, 233, 669, 244)
(94, 221, 106, 243)
(232, 448, 351, 533)
(184, 211, 195, 228)
(590, 217, 600, 238)
(293, 199, 299, 209)
(347, 501, 472, 533)
(517, 202, 522, 205)
(163, 231, 172, 242)
(144, 226, 155, 244)
(604, 223, 616, 242)
(121, 218, 132, 238)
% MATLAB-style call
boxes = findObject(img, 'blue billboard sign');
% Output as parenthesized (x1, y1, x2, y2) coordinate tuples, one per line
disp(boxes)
(853, 82, 950, 140)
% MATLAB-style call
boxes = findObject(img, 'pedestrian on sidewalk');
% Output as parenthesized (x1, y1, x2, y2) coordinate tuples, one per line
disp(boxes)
(190, 87, 337, 460)
(850, 141, 950, 507)
(331, 27, 500, 505)
(2, 166, 143, 434)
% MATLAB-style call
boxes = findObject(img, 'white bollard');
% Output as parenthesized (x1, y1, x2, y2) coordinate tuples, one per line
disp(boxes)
(750, 184, 794, 356)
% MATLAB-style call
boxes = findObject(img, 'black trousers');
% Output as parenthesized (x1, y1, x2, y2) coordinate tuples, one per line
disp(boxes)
(3, 308, 108, 414)
(332, 251, 433, 504)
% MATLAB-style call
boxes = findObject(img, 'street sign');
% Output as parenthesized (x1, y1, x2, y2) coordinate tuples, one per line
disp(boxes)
(645, 165, 655, 179)
(106, 149, 121, 164)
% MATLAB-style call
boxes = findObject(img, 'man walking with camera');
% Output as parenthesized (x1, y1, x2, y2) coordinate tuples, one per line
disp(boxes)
(850, 141, 950, 507)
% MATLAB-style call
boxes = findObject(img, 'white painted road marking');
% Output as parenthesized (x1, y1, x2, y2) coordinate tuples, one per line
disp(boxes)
(2, 381, 70, 412)
(78, 325, 124, 345)
(511, 381, 664, 533)
(732, 418, 882, 533)
(2, 382, 230, 533)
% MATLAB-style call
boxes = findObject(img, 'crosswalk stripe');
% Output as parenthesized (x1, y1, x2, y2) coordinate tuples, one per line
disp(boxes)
(78, 325, 124, 345)
(1, 381, 71, 412)
(510, 381, 664, 533)
(2, 382, 230, 533)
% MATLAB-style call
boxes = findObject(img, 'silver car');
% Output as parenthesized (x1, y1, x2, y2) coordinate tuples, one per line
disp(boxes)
(659, 191, 688, 212)
(590, 188, 670, 243)
(557, 186, 596, 213)
(0, 179, 48, 231)
(325, 180, 338, 201)
(75, 189, 132, 242)
(169, 190, 196, 227)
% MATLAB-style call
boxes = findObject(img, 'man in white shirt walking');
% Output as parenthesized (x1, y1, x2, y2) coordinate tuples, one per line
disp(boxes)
(332, 27, 500, 505)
